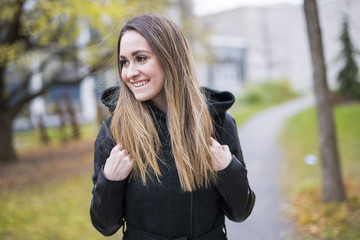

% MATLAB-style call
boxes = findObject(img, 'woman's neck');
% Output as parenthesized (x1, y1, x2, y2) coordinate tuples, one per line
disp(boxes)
(150, 93, 167, 113)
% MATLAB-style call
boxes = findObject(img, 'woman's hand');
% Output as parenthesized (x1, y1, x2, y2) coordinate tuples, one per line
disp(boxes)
(210, 137, 232, 171)
(103, 143, 134, 181)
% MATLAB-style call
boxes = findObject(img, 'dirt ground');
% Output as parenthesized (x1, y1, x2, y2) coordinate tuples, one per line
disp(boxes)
(0, 140, 94, 192)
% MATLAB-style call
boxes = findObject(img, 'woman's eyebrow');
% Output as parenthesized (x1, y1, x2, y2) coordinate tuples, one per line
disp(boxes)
(119, 50, 152, 58)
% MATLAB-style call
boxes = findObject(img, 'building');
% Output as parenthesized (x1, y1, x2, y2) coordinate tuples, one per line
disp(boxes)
(197, 0, 360, 94)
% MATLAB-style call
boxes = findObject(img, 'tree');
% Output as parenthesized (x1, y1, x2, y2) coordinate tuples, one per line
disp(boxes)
(303, 0, 346, 202)
(0, 0, 169, 163)
(337, 14, 360, 100)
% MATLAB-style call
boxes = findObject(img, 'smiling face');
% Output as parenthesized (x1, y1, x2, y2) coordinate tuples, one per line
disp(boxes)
(119, 30, 167, 112)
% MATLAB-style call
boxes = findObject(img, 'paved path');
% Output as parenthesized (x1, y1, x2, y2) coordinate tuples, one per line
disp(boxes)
(226, 96, 315, 240)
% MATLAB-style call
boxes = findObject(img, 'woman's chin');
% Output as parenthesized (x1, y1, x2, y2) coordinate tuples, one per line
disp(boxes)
(133, 93, 149, 102)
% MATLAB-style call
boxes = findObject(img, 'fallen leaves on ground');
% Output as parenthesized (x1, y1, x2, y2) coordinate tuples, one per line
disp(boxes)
(0, 140, 94, 192)
(287, 180, 360, 240)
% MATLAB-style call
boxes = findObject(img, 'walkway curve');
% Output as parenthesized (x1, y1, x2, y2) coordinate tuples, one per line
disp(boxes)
(226, 96, 315, 240)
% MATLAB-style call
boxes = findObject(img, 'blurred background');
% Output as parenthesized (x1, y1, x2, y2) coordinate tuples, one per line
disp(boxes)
(0, 0, 359, 239)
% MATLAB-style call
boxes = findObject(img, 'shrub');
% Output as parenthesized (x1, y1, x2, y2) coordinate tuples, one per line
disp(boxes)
(238, 79, 297, 105)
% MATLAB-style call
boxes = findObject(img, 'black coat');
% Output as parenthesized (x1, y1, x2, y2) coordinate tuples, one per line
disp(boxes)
(90, 87, 255, 240)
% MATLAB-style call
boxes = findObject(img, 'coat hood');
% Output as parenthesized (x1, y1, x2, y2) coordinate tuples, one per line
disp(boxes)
(100, 86, 235, 115)
(201, 87, 235, 116)
(100, 86, 119, 113)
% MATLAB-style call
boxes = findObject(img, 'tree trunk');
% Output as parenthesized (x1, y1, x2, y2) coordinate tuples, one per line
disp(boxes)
(38, 114, 50, 145)
(0, 111, 17, 163)
(65, 97, 80, 140)
(303, 0, 346, 202)
(56, 101, 69, 143)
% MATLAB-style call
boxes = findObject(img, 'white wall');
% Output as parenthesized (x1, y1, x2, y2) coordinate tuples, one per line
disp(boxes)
(199, 0, 360, 93)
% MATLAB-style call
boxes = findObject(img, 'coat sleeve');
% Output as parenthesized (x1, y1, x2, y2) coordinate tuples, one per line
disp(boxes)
(90, 120, 127, 236)
(216, 112, 255, 222)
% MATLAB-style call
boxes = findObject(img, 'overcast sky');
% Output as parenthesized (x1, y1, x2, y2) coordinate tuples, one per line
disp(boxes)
(193, 0, 303, 16)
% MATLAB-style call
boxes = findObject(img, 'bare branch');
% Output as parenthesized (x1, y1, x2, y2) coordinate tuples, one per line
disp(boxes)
(9, 75, 84, 120)
(7, 71, 32, 102)
(7, 54, 53, 102)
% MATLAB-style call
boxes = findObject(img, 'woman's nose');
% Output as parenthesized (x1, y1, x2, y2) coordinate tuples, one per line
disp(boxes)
(127, 64, 140, 79)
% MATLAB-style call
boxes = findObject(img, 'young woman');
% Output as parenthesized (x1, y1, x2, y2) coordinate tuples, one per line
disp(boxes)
(90, 14, 255, 240)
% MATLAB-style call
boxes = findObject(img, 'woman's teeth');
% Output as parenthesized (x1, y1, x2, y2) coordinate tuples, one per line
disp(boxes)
(133, 80, 148, 87)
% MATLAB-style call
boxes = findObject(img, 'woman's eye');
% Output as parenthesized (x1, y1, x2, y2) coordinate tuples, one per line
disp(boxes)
(137, 56, 147, 62)
(119, 59, 129, 67)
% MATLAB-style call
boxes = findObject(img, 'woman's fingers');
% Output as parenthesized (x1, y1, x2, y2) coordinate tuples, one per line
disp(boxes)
(222, 145, 230, 152)
(104, 143, 134, 181)
(210, 137, 221, 147)
(111, 143, 124, 154)
(209, 138, 232, 171)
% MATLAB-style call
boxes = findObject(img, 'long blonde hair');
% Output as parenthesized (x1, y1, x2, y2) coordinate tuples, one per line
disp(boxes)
(111, 14, 216, 192)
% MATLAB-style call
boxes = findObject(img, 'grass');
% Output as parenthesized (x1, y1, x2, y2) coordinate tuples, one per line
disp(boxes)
(279, 106, 320, 195)
(229, 102, 271, 126)
(1, 121, 124, 240)
(279, 102, 360, 239)
(0, 173, 123, 240)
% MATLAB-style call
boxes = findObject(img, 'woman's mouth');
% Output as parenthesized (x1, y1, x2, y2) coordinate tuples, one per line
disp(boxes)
(133, 80, 149, 87)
